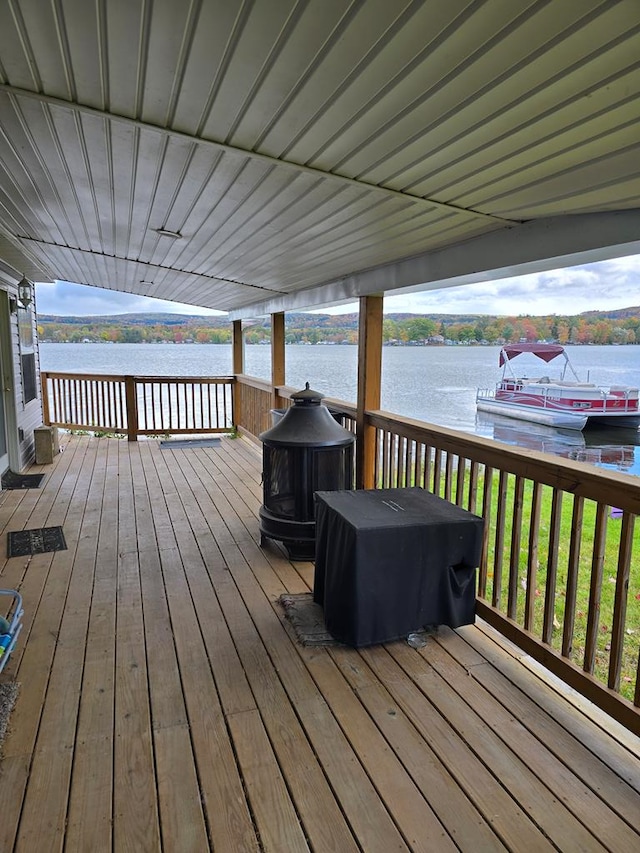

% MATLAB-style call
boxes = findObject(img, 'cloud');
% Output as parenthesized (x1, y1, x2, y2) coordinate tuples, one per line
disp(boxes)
(383, 255, 640, 315)
(35, 281, 226, 317)
(35, 255, 640, 317)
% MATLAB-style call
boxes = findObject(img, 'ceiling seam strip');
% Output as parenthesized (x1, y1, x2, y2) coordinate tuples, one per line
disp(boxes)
(311, 0, 515, 176)
(193, 172, 391, 276)
(0, 83, 516, 228)
(14, 235, 284, 294)
(167, 156, 272, 274)
(420, 88, 640, 202)
(69, 107, 106, 255)
(467, 140, 640, 212)
(238, 0, 390, 155)
(39, 97, 95, 249)
(163, 0, 203, 128)
(185, 166, 304, 274)
(211, 186, 389, 280)
(193, 0, 255, 138)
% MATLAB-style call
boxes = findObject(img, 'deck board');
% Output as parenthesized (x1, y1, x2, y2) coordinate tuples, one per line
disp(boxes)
(65, 439, 118, 850)
(392, 639, 628, 850)
(1, 434, 639, 852)
(468, 620, 640, 781)
(444, 626, 640, 823)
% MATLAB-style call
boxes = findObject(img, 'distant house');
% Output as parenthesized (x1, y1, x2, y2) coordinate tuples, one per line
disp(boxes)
(0, 276, 44, 477)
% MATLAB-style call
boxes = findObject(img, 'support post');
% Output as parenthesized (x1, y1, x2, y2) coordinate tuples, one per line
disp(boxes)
(356, 295, 383, 490)
(124, 375, 138, 441)
(271, 312, 285, 409)
(40, 372, 51, 425)
(232, 320, 244, 428)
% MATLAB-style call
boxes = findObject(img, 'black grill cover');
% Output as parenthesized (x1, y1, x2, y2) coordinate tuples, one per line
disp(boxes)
(314, 487, 484, 646)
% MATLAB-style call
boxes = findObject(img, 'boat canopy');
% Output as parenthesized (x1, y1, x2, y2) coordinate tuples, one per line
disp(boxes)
(499, 343, 566, 366)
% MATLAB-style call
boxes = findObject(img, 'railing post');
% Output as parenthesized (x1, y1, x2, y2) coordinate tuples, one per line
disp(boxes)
(232, 320, 244, 428)
(124, 375, 138, 441)
(356, 295, 383, 489)
(40, 371, 51, 425)
(271, 311, 285, 410)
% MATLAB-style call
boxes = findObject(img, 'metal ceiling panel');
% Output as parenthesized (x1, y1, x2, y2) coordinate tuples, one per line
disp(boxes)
(0, 0, 638, 313)
(0, 234, 51, 282)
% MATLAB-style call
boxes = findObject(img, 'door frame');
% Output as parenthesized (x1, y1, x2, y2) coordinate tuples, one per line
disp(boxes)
(0, 289, 20, 475)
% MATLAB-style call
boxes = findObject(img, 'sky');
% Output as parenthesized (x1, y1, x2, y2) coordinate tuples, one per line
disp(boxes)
(34, 254, 640, 318)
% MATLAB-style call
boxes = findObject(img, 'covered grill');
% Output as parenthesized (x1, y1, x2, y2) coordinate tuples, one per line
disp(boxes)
(259, 383, 355, 559)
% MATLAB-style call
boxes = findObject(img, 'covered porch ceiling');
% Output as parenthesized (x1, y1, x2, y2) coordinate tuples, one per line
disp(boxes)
(0, 0, 639, 319)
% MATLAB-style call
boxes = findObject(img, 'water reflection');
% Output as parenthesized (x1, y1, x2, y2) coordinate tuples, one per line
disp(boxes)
(475, 413, 640, 476)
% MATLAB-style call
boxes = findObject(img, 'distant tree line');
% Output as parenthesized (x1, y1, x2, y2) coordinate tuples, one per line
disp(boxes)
(38, 308, 640, 346)
(38, 321, 232, 345)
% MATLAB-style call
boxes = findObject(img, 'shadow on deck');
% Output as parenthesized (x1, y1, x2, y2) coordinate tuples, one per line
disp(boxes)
(0, 435, 639, 851)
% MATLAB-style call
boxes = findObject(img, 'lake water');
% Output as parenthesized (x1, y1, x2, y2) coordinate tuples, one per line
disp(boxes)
(40, 342, 640, 476)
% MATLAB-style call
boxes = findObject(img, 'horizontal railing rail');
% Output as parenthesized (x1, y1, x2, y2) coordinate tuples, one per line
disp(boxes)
(41, 372, 234, 440)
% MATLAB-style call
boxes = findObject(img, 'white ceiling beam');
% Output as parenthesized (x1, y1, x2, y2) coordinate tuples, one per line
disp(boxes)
(227, 210, 640, 319)
(0, 83, 514, 228)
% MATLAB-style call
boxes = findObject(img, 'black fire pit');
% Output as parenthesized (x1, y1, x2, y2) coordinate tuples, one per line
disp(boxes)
(259, 383, 355, 560)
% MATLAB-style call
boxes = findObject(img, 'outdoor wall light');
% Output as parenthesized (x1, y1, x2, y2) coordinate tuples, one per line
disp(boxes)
(18, 277, 33, 308)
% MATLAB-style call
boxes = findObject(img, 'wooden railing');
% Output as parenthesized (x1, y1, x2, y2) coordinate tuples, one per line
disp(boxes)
(354, 408, 640, 734)
(258, 391, 640, 731)
(41, 369, 640, 732)
(41, 372, 234, 439)
(232, 377, 360, 439)
(235, 374, 273, 440)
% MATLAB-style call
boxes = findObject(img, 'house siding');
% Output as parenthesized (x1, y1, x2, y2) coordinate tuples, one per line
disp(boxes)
(17, 294, 44, 469)
(0, 279, 44, 471)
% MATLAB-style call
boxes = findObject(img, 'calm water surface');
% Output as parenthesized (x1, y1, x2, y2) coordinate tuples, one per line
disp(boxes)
(40, 343, 640, 476)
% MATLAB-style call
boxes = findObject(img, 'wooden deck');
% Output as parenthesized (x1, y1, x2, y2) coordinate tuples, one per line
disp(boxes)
(1, 434, 639, 852)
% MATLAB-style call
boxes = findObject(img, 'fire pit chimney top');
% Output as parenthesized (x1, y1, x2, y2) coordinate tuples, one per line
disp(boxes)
(291, 382, 324, 406)
(259, 381, 353, 448)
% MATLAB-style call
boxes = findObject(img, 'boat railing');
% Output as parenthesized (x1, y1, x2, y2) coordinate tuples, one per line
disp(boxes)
(482, 383, 640, 414)
(477, 387, 497, 399)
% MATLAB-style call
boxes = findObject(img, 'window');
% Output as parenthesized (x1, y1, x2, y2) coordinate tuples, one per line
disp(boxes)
(18, 304, 37, 404)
